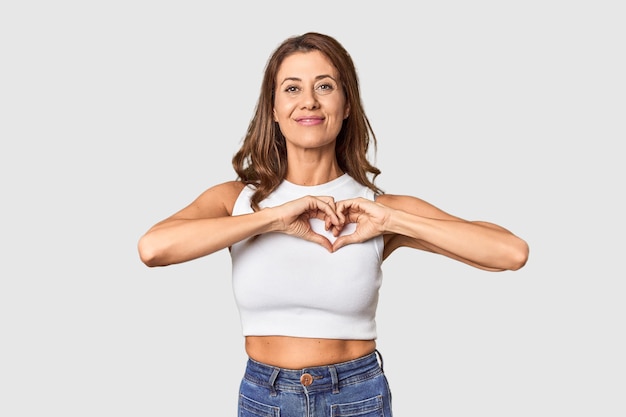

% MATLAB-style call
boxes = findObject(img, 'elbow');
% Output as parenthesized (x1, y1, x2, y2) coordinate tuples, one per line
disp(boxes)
(137, 234, 168, 267)
(507, 239, 530, 271)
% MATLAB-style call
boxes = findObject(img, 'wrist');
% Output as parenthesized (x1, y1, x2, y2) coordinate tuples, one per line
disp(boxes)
(257, 206, 284, 233)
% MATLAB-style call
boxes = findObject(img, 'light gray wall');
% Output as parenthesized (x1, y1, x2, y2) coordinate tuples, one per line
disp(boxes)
(1, 1, 624, 416)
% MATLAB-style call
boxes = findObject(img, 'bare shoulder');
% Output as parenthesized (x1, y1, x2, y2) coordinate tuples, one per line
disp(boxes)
(376, 193, 462, 221)
(171, 180, 247, 219)
(207, 180, 248, 207)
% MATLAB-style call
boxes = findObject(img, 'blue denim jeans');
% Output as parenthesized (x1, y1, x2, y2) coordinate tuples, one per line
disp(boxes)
(238, 350, 393, 416)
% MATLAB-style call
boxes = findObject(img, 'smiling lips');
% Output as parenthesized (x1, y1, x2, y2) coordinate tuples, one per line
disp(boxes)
(295, 116, 324, 126)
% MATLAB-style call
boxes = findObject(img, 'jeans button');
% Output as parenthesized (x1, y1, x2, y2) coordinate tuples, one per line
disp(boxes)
(300, 373, 313, 386)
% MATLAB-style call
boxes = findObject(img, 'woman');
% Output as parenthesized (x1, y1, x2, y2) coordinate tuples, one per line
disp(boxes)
(138, 32, 529, 417)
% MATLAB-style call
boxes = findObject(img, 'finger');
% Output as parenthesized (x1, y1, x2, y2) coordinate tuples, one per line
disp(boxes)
(311, 198, 340, 227)
(309, 207, 340, 230)
(325, 212, 333, 231)
(328, 223, 343, 237)
(304, 231, 334, 253)
(316, 196, 337, 230)
(336, 198, 362, 217)
(321, 196, 336, 210)
(314, 195, 335, 210)
(332, 233, 362, 251)
(335, 205, 347, 225)
(326, 213, 345, 232)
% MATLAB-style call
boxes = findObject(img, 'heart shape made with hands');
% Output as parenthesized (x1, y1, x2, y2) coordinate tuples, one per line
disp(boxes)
(309, 217, 357, 244)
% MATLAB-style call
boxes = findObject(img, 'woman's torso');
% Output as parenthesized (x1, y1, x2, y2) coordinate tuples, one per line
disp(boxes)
(228, 175, 384, 368)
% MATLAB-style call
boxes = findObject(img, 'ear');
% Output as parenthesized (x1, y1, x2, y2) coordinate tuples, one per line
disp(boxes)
(273, 108, 278, 122)
(344, 104, 350, 119)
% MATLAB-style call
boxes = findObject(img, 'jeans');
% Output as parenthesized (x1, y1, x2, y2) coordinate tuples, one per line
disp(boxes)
(238, 350, 393, 416)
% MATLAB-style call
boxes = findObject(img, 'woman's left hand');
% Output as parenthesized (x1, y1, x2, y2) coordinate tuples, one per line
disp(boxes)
(332, 197, 391, 251)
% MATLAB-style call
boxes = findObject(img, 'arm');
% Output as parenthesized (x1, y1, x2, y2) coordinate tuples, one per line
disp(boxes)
(332, 194, 529, 271)
(137, 182, 342, 267)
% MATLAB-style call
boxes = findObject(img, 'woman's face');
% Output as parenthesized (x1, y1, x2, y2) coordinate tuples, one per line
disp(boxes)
(273, 50, 350, 152)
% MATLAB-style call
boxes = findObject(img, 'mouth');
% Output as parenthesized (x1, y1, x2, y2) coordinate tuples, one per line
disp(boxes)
(295, 116, 324, 126)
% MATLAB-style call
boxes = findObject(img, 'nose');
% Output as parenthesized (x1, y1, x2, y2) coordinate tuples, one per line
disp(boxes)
(300, 88, 319, 110)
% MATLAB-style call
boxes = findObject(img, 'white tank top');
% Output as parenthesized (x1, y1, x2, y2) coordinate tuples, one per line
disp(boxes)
(230, 174, 384, 339)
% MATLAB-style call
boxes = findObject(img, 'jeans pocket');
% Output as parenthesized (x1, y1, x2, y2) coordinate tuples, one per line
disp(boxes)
(238, 394, 280, 417)
(331, 395, 385, 417)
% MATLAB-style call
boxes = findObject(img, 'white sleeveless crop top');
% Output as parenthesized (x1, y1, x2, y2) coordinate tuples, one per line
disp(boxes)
(230, 174, 384, 340)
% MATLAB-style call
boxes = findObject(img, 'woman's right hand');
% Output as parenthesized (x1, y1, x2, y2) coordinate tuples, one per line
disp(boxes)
(270, 195, 343, 252)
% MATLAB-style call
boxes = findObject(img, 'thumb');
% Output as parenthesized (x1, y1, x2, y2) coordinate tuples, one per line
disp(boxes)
(304, 231, 334, 253)
(332, 233, 360, 252)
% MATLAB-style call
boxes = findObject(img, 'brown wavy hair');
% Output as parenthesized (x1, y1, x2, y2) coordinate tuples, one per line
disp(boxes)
(232, 32, 382, 210)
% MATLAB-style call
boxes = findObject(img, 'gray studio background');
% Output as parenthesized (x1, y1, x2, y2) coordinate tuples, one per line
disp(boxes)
(1, 1, 624, 416)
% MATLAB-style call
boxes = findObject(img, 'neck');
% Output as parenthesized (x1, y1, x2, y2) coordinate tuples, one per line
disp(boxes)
(284, 144, 344, 186)
(285, 160, 344, 186)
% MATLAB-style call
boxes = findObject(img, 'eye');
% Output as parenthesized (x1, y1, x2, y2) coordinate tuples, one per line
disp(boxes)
(316, 82, 335, 95)
(284, 85, 300, 94)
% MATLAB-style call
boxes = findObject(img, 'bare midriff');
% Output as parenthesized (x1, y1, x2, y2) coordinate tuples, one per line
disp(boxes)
(245, 336, 377, 369)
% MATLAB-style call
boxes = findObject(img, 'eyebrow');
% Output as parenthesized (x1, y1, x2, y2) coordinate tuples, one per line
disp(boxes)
(279, 74, 337, 86)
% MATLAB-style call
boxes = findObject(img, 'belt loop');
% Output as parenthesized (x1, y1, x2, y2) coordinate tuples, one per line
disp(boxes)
(375, 349, 384, 373)
(268, 367, 280, 397)
(329, 365, 339, 394)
